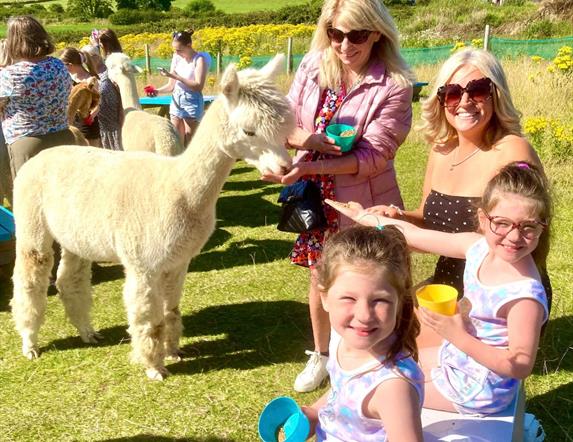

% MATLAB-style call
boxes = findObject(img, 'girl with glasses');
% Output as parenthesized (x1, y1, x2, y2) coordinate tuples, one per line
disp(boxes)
(262, 0, 415, 394)
(327, 161, 551, 415)
(364, 48, 549, 299)
(151, 29, 211, 146)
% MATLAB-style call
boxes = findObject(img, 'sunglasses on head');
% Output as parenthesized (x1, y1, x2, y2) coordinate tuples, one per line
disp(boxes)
(437, 77, 494, 108)
(326, 27, 372, 45)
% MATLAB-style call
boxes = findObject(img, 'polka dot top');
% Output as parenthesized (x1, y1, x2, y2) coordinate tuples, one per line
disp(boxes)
(423, 190, 480, 294)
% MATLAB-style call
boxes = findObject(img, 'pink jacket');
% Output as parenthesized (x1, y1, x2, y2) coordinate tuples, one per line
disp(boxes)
(287, 51, 412, 228)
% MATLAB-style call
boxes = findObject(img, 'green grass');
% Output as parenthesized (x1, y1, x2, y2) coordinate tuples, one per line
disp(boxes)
(0, 60, 572, 440)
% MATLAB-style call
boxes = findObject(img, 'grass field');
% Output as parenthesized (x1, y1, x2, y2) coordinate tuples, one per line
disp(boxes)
(0, 58, 572, 441)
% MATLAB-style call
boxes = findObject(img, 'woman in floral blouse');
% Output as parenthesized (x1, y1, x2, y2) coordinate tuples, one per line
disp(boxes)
(0, 16, 75, 178)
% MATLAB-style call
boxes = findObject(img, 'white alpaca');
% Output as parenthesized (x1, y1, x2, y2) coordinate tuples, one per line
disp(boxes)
(11, 55, 293, 380)
(106, 53, 183, 156)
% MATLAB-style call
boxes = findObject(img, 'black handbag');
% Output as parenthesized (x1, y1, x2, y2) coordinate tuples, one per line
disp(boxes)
(277, 180, 326, 233)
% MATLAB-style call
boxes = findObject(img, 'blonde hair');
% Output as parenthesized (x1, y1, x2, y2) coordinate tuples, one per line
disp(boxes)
(311, 0, 414, 89)
(317, 225, 419, 363)
(418, 48, 522, 149)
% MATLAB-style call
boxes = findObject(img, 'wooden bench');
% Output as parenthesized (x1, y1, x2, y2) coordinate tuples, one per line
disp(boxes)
(422, 384, 525, 442)
(0, 206, 15, 277)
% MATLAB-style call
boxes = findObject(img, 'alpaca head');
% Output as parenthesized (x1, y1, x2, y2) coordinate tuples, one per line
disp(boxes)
(218, 54, 293, 175)
(105, 52, 142, 84)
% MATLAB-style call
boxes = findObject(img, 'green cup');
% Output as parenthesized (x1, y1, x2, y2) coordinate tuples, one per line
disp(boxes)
(326, 123, 357, 152)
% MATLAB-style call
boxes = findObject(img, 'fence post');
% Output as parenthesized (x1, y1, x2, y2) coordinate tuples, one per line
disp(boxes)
(216, 52, 222, 77)
(286, 37, 293, 75)
(483, 25, 491, 51)
(144, 44, 151, 74)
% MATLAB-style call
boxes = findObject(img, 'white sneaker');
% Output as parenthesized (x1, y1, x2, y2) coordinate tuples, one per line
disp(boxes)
(293, 350, 329, 393)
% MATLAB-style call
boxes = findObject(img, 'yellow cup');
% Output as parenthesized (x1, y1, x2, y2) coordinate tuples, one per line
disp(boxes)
(416, 284, 458, 316)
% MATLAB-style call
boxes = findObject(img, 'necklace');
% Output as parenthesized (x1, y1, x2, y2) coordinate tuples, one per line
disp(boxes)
(450, 146, 482, 171)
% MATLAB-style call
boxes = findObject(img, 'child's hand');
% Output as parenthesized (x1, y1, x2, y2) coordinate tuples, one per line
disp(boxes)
(418, 306, 466, 343)
(301, 405, 319, 438)
(325, 199, 364, 219)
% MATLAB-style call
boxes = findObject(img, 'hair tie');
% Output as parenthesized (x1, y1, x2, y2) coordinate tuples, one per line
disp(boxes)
(516, 162, 530, 169)
(376, 225, 385, 231)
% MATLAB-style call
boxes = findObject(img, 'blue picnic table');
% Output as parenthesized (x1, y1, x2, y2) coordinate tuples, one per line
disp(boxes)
(139, 95, 217, 117)
(0, 206, 15, 269)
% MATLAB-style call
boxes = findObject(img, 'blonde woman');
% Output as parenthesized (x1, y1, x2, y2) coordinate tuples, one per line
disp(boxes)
(263, 0, 414, 393)
(364, 48, 549, 303)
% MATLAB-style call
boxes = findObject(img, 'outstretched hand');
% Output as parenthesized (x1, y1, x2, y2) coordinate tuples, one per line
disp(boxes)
(261, 164, 307, 185)
(325, 199, 366, 221)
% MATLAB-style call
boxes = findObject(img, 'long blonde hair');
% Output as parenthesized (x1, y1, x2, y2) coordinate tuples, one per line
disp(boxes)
(417, 48, 522, 149)
(311, 0, 414, 89)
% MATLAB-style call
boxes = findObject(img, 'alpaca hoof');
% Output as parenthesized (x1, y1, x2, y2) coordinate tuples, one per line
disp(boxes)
(165, 350, 185, 362)
(23, 347, 39, 360)
(146, 367, 170, 381)
(81, 331, 104, 344)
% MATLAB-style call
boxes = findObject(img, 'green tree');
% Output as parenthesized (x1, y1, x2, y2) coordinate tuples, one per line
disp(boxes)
(116, 0, 138, 9)
(67, 0, 113, 19)
(136, 0, 172, 11)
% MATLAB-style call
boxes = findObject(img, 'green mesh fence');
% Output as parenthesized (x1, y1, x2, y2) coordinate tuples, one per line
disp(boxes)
(132, 36, 573, 73)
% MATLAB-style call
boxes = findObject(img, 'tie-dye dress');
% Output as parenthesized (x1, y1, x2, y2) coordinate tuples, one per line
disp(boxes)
(316, 330, 424, 441)
(432, 237, 548, 415)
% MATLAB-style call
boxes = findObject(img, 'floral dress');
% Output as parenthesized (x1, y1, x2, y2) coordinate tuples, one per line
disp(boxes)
(290, 84, 346, 268)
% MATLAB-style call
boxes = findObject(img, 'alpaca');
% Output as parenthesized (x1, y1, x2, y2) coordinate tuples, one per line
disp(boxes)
(67, 78, 100, 125)
(106, 54, 183, 156)
(11, 55, 293, 380)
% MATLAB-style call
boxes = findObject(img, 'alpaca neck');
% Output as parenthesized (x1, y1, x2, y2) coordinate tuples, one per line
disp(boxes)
(116, 74, 142, 111)
(179, 100, 236, 209)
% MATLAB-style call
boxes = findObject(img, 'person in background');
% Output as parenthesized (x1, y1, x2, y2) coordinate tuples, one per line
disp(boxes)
(94, 29, 123, 59)
(301, 225, 423, 441)
(363, 48, 549, 300)
(0, 39, 13, 206)
(82, 43, 123, 150)
(61, 47, 101, 147)
(0, 15, 75, 179)
(153, 29, 211, 145)
(262, 0, 414, 393)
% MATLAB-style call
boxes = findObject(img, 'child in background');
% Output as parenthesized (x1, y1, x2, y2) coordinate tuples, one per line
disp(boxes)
(327, 161, 551, 415)
(60, 47, 101, 147)
(302, 226, 424, 442)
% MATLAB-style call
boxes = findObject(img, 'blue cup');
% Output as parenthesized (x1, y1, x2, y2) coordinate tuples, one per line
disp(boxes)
(326, 123, 357, 152)
(258, 396, 310, 442)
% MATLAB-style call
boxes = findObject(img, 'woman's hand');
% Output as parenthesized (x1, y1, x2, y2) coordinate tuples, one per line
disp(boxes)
(325, 199, 371, 222)
(418, 306, 466, 344)
(289, 129, 341, 156)
(365, 204, 402, 218)
(261, 163, 308, 185)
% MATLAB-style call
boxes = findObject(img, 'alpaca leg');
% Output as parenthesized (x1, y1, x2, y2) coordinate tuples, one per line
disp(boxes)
(56, 248, 102, 344)
(123, 267, 167, 380)
(11, 245, 54, 359)
(161, 264, 188, 361)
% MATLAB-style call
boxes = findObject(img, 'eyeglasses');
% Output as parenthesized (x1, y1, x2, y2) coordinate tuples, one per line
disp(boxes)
(483, 211, 547, 240)
(437, 77, 494, 108)
(326, 27, 372, 45)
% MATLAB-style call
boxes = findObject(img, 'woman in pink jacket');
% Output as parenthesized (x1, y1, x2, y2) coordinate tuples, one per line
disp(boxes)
(263, 0, 414, 393)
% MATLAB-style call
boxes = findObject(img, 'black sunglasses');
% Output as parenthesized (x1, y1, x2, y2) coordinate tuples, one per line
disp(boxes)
(437, 77, 494, 108)
(326, 27, 372, 45)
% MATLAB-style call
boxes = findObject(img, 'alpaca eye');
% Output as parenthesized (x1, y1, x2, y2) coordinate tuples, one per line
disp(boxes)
(243, 129, 256, 137)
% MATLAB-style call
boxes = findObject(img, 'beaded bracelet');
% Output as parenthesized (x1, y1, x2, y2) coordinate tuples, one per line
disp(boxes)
(389, 204, 404, 217)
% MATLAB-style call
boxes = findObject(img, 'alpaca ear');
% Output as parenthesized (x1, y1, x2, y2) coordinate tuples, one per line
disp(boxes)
(260, 53, 285, 79)
(221, 63, 239, 102)
(132, 63, 143, 74)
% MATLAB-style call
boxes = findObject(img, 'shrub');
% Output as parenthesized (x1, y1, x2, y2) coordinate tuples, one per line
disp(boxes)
(525, 19, 555, 39)
(109, 8, 165, 25)
(183, 0, 216, 15)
